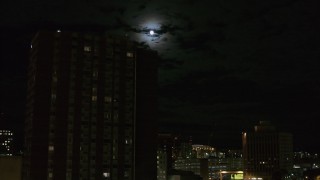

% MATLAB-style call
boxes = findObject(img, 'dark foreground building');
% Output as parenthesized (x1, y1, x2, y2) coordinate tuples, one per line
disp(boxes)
(23, 30, 157, 180)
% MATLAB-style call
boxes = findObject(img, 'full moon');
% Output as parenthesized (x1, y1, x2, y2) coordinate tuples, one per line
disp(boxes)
(149, 30, 155, 35)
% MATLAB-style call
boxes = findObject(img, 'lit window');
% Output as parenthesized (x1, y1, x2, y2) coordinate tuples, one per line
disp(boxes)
(51, 94, 56, 100)
(103, 172, 110, 177)
(126, 52, 134, 57)
(124, 171, 129, 177)
(104, 96, 112, 103)
(49, 145, 54, 151)
(92, 96, 97, 101)
(53, 76, 57, 82)
(84, 46, 91, 52)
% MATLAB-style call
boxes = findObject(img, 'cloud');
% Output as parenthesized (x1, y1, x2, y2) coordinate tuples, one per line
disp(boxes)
(160, 68, 261, 104)
(158, 57, 184, 70)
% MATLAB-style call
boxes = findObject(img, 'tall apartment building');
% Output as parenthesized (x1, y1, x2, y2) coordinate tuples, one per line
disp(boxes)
(242, 121, 293, 180)
(23, 30, 157, 180)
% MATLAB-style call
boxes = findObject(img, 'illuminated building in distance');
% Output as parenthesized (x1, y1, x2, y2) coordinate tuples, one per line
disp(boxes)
(242, 121, 293, 180)
(192, 144, 215, 159)
(0, 130, 14, 156)
(23, 29, 157, 180)
(173, 157, 208, 180)
(157, 148, 167, 180)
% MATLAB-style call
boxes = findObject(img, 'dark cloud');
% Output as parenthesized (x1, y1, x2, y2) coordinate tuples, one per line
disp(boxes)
(175, 31, 225, 51)
(160, 69, 260, 104)
(158, 57, 184, 70)
(138, 4, 146, 11)
(158, 23, 183, 35)
(99, 5, 124, 15)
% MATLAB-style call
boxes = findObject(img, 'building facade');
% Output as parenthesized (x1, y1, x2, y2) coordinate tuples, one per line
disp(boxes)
(157, 148, 168, 180)
(0, 129, 14, 156)
(192, 145, 215, 159)
(242, 121, 293, 180)
(174, 157, 208, 180)
(23, 30, 157, 180)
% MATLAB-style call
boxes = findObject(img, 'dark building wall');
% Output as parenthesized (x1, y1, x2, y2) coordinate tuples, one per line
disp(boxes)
(24, 31, 54, 180)
(134, 48, 158, 180)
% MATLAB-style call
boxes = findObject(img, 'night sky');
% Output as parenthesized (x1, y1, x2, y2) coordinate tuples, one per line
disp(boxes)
(1, 0, 320, 152)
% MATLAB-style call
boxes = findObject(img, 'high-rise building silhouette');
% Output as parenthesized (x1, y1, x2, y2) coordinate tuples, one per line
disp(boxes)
(23, 30, 157, 180)
(242, 121, 293, 180)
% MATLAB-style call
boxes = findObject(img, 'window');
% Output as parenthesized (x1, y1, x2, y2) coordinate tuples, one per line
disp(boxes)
(124, 170, 129, 177)
(53, 76, 57, 82)
(104, 96, 112, 103)
(126, 52, 134, 57)
(103, 172, 110, 178)
(51, 94, 56, 101)
(84, 46, 92, 52)
(93, 71, 98, 78)
(49, 145, 54, 152)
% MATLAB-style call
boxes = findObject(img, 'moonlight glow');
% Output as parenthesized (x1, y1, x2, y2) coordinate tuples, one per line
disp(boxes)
(130, 18, 170, 53)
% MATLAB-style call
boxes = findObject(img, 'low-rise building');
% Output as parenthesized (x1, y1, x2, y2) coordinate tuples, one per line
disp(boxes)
(0, 156, 22, 180)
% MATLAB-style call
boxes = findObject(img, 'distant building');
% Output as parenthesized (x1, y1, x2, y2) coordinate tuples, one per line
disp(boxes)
(180, 142, 195, 159)
(292, 151, 320, 179)
(303, 169, 320, 180)
(0, 156, 22, 180)
(174, 157, 208, 180)
(158, 133, 176, 172)
(242, 121, 293, 180)
(192, 145, 215, 159)
(23, 30, 157, 180)
(157, 133, 178, 180)
(0, 129, 14, 156)
(168, 170, 203, 180)
(208, 155, 243, 180)
(157, 148, 168, 180)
